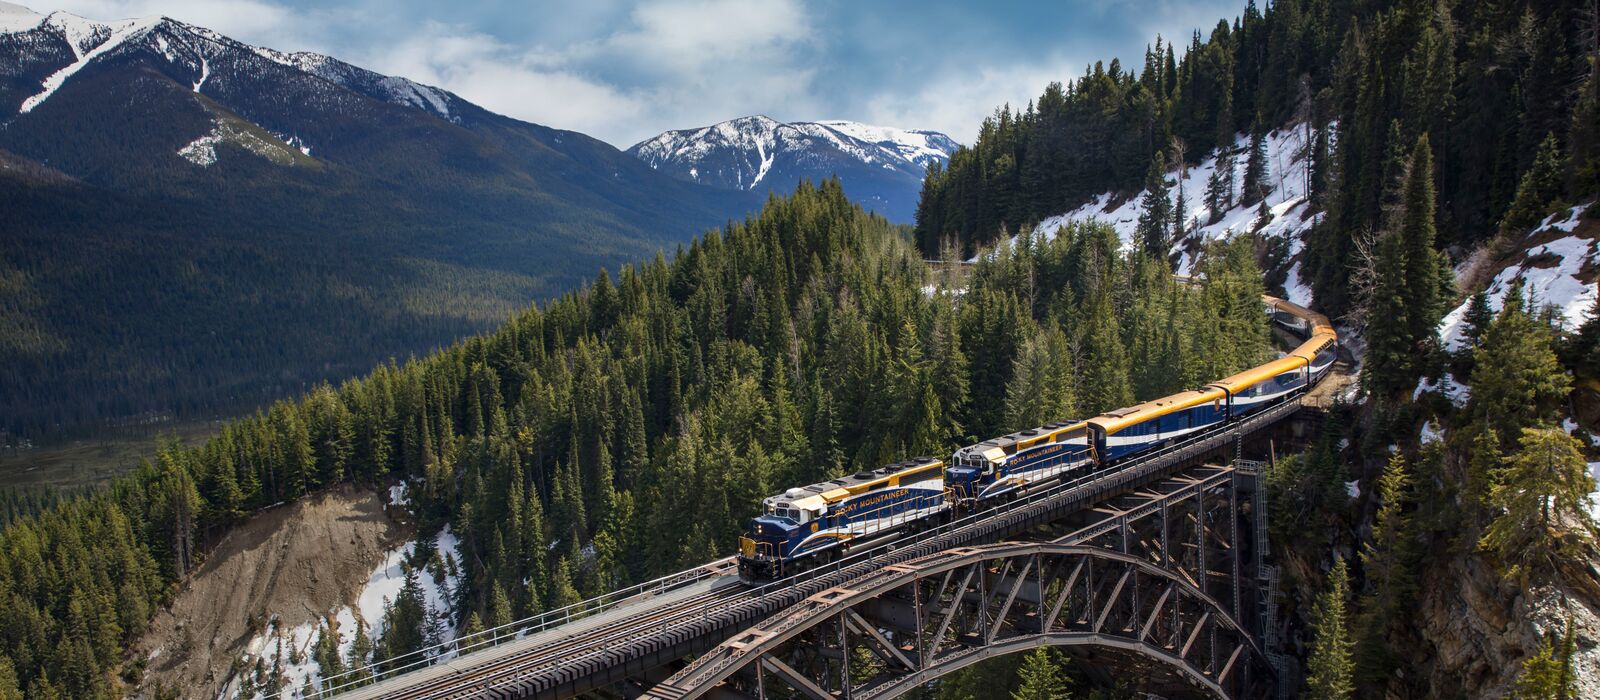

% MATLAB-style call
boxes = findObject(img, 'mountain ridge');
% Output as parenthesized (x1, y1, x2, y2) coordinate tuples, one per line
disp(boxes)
(0, 2, 759, 441)
(628, 114, 957, 223)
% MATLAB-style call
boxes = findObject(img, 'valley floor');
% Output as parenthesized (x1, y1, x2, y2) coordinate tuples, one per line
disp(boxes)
(0, 419, 218, 488)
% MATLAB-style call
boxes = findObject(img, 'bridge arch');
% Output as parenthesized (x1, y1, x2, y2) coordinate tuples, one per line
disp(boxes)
(645, 543, 1276, 700)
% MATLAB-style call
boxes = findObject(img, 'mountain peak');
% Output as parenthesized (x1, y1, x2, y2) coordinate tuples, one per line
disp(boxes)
(627, 115, 958, 223)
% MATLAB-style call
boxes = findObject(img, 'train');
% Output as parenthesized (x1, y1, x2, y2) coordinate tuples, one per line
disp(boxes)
(736, 296, 1337, 582)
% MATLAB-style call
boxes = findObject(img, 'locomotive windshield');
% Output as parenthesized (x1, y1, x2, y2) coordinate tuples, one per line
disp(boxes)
(764, 503, 805, 522)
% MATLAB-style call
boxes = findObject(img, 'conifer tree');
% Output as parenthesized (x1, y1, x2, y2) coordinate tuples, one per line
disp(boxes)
(1563, 294, 1600, 379)
(1207, 148, 1235, 222)
(487, 581, 513, 644)
(0, 656, 19, 700)
(549, 558, 582, 611)
(460, 612, 485, 645)
(1137, 151, 1173, 260)
(1075, 282, 1133, 415)
(1469, 284, 1571, 443)
(1398, 134, 1455, 357)
(1011, 647, 1072, 700)
(1503, 134, 1568, 232)
(1003, 324, 1077, 430)
(1306, 558, 1355, 700)
(1481, 426, 1598, 579)
(1510, 631, 1576, 700)
(1243, 125, 1270, 204)
(1357, 454, 1417, 682)
(1461, 291, 1495, 351)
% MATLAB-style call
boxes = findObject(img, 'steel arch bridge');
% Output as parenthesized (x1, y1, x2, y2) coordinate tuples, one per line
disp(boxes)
(643, 463, 1282, 700)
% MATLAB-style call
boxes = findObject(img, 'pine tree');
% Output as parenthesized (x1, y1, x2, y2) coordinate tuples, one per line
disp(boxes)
(1207, 148, 1235, 222)
(0, 656, 19, 700)
(1563, 294, 1600, 378)
(1502, 134, 1568, 232)
(1481, 426, 1598, 579)
(486, 581, 513, 644)
(1011, 647, 1072, 700)
(1461, 291, 1495, 351)
(1306, 558, 1355, 700)
(1398, 134, 1454, 360)
(1357, 454, 1416, 683)
(460, 611, 485, 647)
(1469, 284, 1571, 443)
(1075, 282, 1133, 415)
(1003, 324, 1077, 430)
(548, 558, 582, 611)
(1360, 232, 1415, 399)
(1137, 151, 1173, 260)
(1242, 125, 1270, 205)
(1509, 631, 1576, 700)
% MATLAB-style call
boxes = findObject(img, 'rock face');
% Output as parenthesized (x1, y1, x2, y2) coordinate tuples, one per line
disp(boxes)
(1410, 550, 1600, 698)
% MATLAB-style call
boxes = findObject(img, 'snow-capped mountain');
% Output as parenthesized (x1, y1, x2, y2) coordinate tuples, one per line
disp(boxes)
(0, 2, 758, 439)
(629, 115, 959, 223)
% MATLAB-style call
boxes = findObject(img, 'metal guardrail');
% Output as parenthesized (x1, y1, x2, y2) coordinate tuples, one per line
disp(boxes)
(311, 555, 735, 696)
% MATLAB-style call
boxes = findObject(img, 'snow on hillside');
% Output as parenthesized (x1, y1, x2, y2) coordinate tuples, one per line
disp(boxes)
(18, 12, 159, 113)
(1004, 125, 1324, 306)
(1437, 203, 1597, 353)
(630, 115, 956, 190)
(0, 2, 43, 32)
(232, 526, 463, 698)
(1, 2, 462, 123)
(812, 120, 960, 169)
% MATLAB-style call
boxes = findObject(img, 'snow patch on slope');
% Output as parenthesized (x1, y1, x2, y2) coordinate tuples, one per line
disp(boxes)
(233, 527, 463, 698)
(1006, 125, 1324, 295)
(19, 13, 159, 113)
(0, 1, 44, 33)
(1437, 204, 1597, 352)
(814, 120, 959, 168)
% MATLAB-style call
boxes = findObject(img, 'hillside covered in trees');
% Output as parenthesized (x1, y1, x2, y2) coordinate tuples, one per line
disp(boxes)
(0, 179, 1282, 698)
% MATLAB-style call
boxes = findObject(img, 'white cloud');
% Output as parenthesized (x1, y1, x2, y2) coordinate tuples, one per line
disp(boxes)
(348, 0, 821, 146)
(860, 60, 1069, 145)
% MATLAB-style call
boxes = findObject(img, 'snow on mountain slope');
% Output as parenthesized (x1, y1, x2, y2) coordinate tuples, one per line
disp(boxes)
(0, 2, 42, 32)
(0, 2, 463, 123)
(812, 120, 959, 169)
(230, 522, 465, 699)
(1438, 203, 1598, 352)
(1003, 125, 1324, 305)
(628, 115, 958, 223)
(19, 13, 158, 113)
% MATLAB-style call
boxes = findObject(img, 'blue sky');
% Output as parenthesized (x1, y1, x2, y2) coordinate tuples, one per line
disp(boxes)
(38, 0, 1243, 147)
